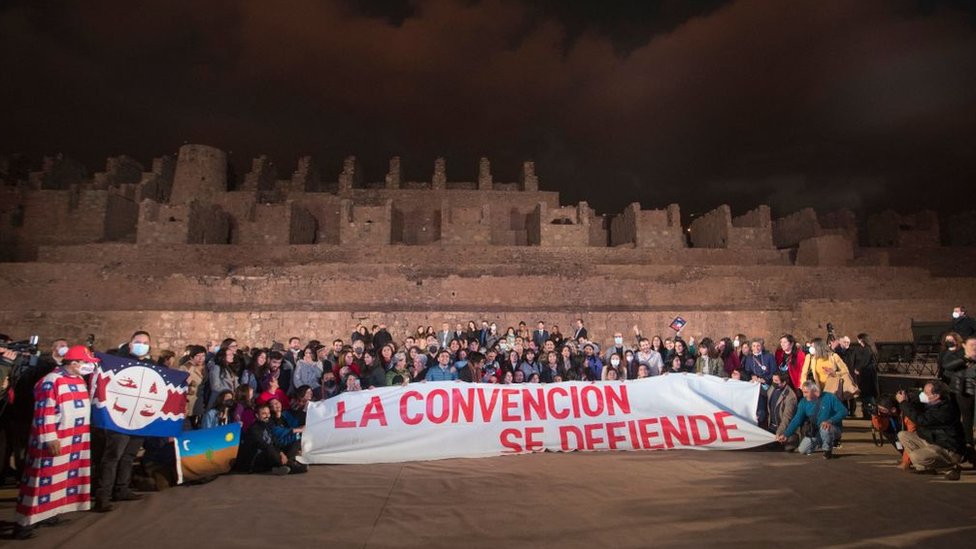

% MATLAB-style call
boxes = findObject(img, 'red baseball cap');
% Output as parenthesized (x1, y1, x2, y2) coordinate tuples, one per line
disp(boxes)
(63, 345, 100, 363)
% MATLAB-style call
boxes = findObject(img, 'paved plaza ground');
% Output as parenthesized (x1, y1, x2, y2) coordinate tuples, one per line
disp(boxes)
(1, 419, 974, 548)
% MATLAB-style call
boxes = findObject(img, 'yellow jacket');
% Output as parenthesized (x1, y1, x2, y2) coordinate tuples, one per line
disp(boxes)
(798, 353, 850, 389)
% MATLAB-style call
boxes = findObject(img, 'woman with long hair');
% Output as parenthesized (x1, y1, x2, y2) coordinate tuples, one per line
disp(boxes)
(853, 333, 879, 418)
(650, 336, 665, 357)
(361, 351, 387, 389)
(200, 389, 234, 429)
(378, 343, 397, 371)
(231, 384, 257, 432)
(558, 344, 578, 376)
(938, 332, 964, 382)
(667, 339, 696, 373)
(603, 352, 626, 380)
(241, 348, 266, 391)
(207, 338, 242, 407)
(775, 334, 806, 389)
(799, 338, 852, 393)
(519, 349, 541, 380)
(719, 337, 739, 376)
(695, 338, 724, 377)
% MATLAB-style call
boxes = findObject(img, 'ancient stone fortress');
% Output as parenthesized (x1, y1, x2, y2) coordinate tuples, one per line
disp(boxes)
(1, 144, 975, 351)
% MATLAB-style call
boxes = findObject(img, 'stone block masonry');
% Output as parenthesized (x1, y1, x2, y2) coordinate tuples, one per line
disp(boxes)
(2, 143, 974, 354)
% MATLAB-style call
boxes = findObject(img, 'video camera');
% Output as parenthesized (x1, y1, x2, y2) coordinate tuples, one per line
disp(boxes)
(2, 335, 40, 355)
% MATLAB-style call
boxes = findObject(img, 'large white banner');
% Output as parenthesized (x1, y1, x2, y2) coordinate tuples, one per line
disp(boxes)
(301, 375, 775, 464)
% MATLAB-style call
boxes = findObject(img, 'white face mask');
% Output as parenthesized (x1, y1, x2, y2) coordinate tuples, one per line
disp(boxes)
(953, 311, 961, 319)
(614, 337, 623, 345)
(131, 342, 151, 357)
(807, 346, 814, 354)
(918, 391, 930, 404)
(610, 358, 621, 367)
(56, 345, 69, 357)
(733, 339, 740, 348)
(78, 362, 96, 376)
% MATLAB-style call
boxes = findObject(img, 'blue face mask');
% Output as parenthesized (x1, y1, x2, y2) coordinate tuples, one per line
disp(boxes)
(131, 342, 150, 357)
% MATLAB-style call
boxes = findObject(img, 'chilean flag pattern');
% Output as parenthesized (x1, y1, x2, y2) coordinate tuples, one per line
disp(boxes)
(91, 353, 189, 437)
(16, 370, 92, 526)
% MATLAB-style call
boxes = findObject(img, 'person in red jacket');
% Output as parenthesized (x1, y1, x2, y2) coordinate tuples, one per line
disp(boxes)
(255, 376, 290, 409)
(775, 334, 806, 389)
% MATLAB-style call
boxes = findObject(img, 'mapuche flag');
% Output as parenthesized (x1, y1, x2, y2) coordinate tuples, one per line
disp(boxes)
(91, 353, 188, 437)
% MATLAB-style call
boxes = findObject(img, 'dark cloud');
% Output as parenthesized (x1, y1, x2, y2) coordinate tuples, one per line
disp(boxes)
(1, 0, 974, 217)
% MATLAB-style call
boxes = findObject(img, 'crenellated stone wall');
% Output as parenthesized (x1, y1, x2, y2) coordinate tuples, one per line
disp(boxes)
(2, 144, 974, 352)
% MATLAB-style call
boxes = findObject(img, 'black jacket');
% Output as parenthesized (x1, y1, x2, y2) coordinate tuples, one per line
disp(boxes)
(237, 419, 280, 473)
(952, 316, 976, 339)
(937, 348, 964, 383)
(363, 365, 387, 389)
(848, 344, 878, 398)
(900, 398, 966, 455)
(942, 355, 976, 397)
(372, 329, 393, 351)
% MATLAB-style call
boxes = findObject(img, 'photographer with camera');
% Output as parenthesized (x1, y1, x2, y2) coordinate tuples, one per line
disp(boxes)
(0, 334, 48, 483)
(941, 335, 976, 464)
(896, 381, 965, 480)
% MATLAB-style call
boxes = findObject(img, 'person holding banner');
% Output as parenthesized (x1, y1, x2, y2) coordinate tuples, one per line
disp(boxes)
(92, 330, 153, 513)
(777, 381, 847, 459)
(636, 338, 664, 377)
(426, 350, 459, 381)
(13, 345, 97, 540)
(582, 344, 602, 381)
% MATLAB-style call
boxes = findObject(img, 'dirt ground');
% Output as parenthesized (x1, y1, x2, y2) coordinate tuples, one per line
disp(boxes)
(2, 419, 975, 548)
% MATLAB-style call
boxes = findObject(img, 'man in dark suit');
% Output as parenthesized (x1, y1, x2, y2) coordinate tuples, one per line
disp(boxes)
(572, 318, 588, 341)
(436, 322, 452, 349)
(478, 320, 490, 347)
(532, 321, 550, 350)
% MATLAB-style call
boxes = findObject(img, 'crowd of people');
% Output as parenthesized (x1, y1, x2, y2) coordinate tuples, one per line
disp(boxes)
(1, 305, 975, 540)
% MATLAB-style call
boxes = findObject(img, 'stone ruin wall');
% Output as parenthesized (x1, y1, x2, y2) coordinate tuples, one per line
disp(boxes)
(2, 143, 976, 351)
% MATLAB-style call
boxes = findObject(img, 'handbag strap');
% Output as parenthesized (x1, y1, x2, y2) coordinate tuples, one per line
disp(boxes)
(811, 397, 824, 427)
(831, 353, 841, 372)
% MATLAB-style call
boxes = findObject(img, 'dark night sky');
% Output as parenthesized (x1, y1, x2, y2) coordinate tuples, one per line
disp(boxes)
(1, 0, 974, 217)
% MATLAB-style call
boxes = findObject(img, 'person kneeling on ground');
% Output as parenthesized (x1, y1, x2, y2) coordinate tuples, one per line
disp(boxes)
(766, 372, 798, 451)
(236, 403, 307, 476)
(895, 382, 965, 480)
(776, 381, 847, 459)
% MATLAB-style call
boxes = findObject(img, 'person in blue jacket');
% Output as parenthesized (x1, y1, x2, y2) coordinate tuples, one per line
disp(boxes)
(777, 380, 848, 459)
(743, 338, 777, 383)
